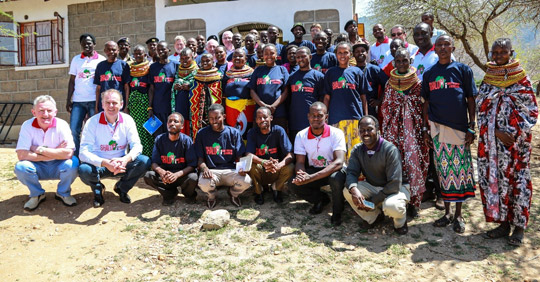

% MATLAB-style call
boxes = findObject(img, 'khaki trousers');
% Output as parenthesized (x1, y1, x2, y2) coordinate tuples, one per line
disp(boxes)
(198, 169, 252, 201)
(248, 163, 294, 194)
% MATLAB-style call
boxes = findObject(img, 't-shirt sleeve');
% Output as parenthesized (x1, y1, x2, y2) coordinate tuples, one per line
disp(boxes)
(462, 65, 477, 97)
(195, 131, 205, 159)
(294, 133, 306, 155)
(314, 72, 325, 99)
(333, 128, 347, 152)
(122, 62, 131, 86)
(68, 57, 77, 76)
(421, 72, 431, 100)
(185, 137, 198, 167)
(235, 129, 246, 158)
(93, 63, 101, 86)
(151, 136, 161, 164)
(280, 127, 293, 153)
(281, 66, 290, 88)
(358, 70, 372, 94)
(245, 128, 256, 154)
(15, 122, 32, 151)
(377, 67, 389, 87)
(247, 68, 258, 90)
(323, 71, 332, 96)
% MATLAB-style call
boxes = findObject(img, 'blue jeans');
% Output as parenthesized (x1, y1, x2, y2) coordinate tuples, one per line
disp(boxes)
(78, 155, 151, 193)
(14, 156, 79, 197)
(70, 101, 96, 156)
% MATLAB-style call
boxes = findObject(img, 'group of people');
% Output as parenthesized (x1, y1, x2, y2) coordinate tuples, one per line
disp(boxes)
(15, 13, 537, 245)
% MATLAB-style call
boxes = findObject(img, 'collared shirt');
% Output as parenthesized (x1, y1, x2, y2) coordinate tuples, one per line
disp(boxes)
(431, 27, 447, 44)
(412, 45, 438, 80)
(79, 112, 142, 167)
(16, 117, 75, 161)
(370, 37, 390, 67)
(69, 52, 106, 102)
(294, 124, 346, 168)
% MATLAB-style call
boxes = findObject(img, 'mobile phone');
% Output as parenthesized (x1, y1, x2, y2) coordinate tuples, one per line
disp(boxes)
(362, 199, 375, 210)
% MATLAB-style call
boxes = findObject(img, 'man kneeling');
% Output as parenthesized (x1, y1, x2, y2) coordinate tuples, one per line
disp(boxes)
(344, 115, 410, 235)
(79, 89, 151, 207)
(144, 113, 198, 205)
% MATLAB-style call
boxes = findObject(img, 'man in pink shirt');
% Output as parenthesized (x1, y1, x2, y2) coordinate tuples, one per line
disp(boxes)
(15, 95, 79, 211)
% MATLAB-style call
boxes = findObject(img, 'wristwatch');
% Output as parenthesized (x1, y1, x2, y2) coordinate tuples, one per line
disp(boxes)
(37, 146, 44, 155)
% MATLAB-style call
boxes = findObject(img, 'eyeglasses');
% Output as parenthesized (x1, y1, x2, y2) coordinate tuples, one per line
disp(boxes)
(391, 32, 404, 37)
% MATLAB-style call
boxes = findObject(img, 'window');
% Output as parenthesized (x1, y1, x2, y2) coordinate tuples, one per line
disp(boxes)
(19, 13, 64, 66)
(0, 13, 64, 67)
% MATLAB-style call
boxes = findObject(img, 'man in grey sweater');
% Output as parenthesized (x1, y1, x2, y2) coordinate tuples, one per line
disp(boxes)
(344, 115, 410, 235)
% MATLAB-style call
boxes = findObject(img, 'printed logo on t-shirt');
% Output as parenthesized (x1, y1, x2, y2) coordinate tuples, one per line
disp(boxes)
(161, 152, 185, 164)
(311, 155, 328, 167)
(332, 77, 356, 90)
(205, 142, 233, 155)
(429, 76, 461, 91)
(313, 64, 321, 71)
(255, 144, 277, 156)
(416, 64, 425, 75)
(100, 140, 127, 151)
(78, 69, 93, 79)
(291, 81, 314, 93)
(256, 75, 281, 85)
(130, 77, 147, 88)
(227, 78, 249, 84)
(154, 71, 174, 83)
(377, 55, 385, 65)
(100, 70, 122, 82)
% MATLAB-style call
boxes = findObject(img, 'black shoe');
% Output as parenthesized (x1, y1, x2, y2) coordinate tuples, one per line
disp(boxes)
(114, 184, 131, 204)
(407, 204, 419, 218)
(309, 197, 330, 214)
(162, 197, 175, 206)
(272, 190, 283, 203)
(254, 193, 264, 205)
(93, 188, 105, 208)
(394, 221, 408, 235)
(330, 213, 342, 226)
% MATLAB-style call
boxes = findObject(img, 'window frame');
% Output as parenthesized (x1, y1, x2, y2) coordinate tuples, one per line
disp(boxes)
(0, 21, 19, 66)
(18, 13, 64, 67)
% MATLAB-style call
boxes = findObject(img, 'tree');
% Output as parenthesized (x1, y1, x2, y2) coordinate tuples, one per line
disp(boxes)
(368, 0, 538, 72)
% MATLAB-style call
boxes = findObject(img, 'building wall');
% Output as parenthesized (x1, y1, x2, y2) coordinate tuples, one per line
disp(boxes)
(294, 9, 340, 42)
(165, 18, 206, 46)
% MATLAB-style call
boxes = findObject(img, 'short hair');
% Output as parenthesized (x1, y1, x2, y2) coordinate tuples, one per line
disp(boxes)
(201, 53, 214, 60)
(206, 39, 218, 47)
(133, 44, 146, 52)
(314, 31, 328, 39)
(208, 103, 225, 115)
(422, 12, 434, 20)
(492, 37, 512, 50)
(33, 95, 56, 108)
(79, 33, 96, 44)
(101, 89, 123, 102)
(263, 43, 277, 53)
(391, 38, 406, 48)
(169, 112, 184, 123)
(157, 41, 168, 48)
(435, 34, 454, 45)
(222, 31, 233, 38)
(256, 106, 272, 116)
(334, 33, 349, 45)
(359, 115, 379, 130)
(233, 48, 246, 56)
(394, 47, 410, 59)
(391, 25, 405, 33)
(297, 46, 311, 55)
(335, 41, 352, 53)
(174, 35, 186, 43)
(215, 45, 227, 52)
(310, 23, 322, 30)
(310, 101, 327, 113)
(180, 47, 192, 57)
(285, 44, 298, 52)
(245, 33, 256, 40)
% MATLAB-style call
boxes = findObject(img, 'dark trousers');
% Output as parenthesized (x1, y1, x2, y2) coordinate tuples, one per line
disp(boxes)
(144, 170, 198, 200)
(288, 167, 346, 207)
(425, 148, 442, 198)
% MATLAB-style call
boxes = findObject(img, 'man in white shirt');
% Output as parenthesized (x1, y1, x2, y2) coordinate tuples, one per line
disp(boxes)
(289, 102, 346, 219)
(369, 24, 390, 67)
(421, 12, 447, 44)
(15, 95, 79, 211)
(390, 25, 419, 57)
(66, 33, 105, 156)
(78, 89, 151, 207)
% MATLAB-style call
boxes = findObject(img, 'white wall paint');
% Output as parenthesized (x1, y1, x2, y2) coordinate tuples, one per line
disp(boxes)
(154, 0, 353, 42)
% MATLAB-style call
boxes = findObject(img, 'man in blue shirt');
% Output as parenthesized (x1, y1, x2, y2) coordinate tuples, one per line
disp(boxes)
(144, 113, 198, 206)
(93, 41, 130, 112)
(282, 23, 316, 64)
(196, 104, 251, 208)
(246, 107, 294, 205)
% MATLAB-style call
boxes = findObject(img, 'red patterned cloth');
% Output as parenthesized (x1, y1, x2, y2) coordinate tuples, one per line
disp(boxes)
(381, 80, 429, 207)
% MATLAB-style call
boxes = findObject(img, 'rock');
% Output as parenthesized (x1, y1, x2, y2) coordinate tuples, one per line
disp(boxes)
(201, 209, 230, 230)
(101, 219, 108, 224)
(158, 255, 165, 261)
(33, 225, 40, 230)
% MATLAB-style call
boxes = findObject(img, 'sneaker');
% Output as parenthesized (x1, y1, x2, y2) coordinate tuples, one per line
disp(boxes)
(24, 194, 46, 211)
(55, 193, 77, 207)
(93, 187, 105, 208)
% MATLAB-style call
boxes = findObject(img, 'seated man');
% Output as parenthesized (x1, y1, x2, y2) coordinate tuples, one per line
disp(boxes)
(246, 107, 294, 205)
(79, 89, 151, 207)
(14, 95, 79, 210)
(196, 104, 251, 208)
(344, 115, 410, 235)
(289, 102, 346, 215)
(144, 113, 198, 206)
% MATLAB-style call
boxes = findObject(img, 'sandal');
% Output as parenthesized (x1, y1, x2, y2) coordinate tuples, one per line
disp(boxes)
(483, 224, 511, 239)
(453, 217, 465, 233)
(508, 227, 524, 246)
(433, 214, 453, 227)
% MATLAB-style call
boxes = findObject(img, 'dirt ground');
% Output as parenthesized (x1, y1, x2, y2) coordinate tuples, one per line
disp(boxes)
(1, 126, 539, 282)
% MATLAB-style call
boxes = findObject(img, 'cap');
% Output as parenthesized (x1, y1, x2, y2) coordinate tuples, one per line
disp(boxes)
(344, 20, 357, 31)
(352, 42, 369, 52)
(145, 37, 159, 44)
(290, 23, 306, 34)
(117, 37, 130, 44)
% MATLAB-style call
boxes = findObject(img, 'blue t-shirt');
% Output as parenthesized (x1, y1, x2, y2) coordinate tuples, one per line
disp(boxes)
(327, 45, 335, 53)
(222, 73, 252, 99)
(311, 52, 337, 74)
(246, 125, 292, 160)
(281, 40, 316, 64)
(246, 53, 257, 68)
(195, 125, 245, 169)
(247, 65, 289, 118)
(151, 132, 197, 171)
(129, 73, 150, 94)
(421, 61, 477, 132)
(324, 66, 372, 124)
(287, 64, 300, 74)
(357, 63, 389, 116)
(149, 60, 179, 113)
(94, 60, 130, 107)
(216, 62, 228, 76)
(275, 43, 284, 65)
(287, 69, 325, 131)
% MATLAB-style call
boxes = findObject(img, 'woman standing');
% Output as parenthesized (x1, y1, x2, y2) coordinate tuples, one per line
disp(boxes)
(127, 45, 153, 156)
(477, 38, 538, 246)
(381, 48, 428, 217)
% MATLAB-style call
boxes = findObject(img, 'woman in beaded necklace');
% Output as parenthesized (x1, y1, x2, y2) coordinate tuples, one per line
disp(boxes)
(380, 48, 429, 218)
(477, 38, 538, 246)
